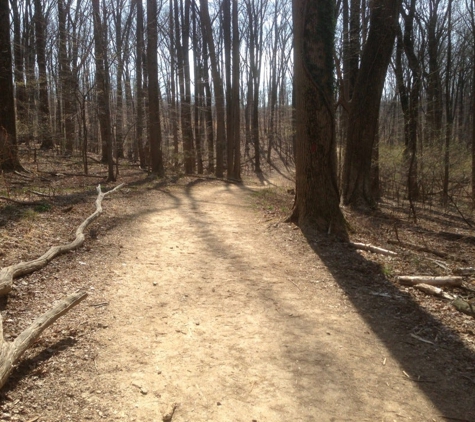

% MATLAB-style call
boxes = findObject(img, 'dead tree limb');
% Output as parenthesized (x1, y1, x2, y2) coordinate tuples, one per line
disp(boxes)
(396, 276, 463, 287)
(0, 196, 42, 206)
(413, 283, 455, 300)
(0, 291, 88, 390)
(0, 184, 124, 296)
(349, 242, 397, 256)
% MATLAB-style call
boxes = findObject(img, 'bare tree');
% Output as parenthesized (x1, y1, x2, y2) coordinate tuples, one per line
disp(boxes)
(342, 0, 402, 208)
(0, 0, 23, 171)
(147, 0, 165, 176)
(199, 0, 225, 177)
(289, 0, 347, 238)
(92, 0, 115, 181)
(34, 0, 54, 150)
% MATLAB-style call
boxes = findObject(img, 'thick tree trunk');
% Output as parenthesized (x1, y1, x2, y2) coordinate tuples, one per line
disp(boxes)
(11, 0, 27, 139)
(290, 0, 347, 238)
(0, 0, 22, 171)
(342, 0, 401, 209)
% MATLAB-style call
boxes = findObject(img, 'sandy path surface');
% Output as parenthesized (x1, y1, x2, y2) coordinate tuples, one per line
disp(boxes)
(71, 178, 461, 422)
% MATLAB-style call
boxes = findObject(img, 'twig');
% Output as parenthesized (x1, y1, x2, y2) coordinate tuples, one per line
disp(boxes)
(410, 333, 434, 345)
(288, 279, 302, 291)
(89, 302, 109, 308)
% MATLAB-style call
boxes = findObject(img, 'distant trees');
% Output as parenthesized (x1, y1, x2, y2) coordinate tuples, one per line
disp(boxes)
(0, 0, 473, 218)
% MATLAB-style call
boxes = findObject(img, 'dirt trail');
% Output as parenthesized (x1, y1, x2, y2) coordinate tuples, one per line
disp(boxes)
(71, 178, 456, 422)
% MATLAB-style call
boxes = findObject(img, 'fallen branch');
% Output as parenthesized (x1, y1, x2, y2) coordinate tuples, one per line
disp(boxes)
(28, 190, 51, 198)
(413, 283, 454, 300)
(0, 196, 42, 206)
(396, 275, 463, 287)
(387, 239, 448, 259)
(0, 184, 124, 296)
(0, 291, 88, 390)
(349, 242, 397, 256)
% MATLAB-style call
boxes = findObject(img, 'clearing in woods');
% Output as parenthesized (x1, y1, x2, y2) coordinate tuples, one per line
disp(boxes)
(2, 171, 475, 421)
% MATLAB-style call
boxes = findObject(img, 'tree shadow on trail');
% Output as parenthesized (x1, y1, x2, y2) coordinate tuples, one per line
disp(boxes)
(302, 232, 475, 420)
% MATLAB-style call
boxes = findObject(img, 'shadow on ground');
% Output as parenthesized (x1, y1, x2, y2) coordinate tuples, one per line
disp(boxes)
(179, 180, 475, 420)
(304, 231, 475, 420)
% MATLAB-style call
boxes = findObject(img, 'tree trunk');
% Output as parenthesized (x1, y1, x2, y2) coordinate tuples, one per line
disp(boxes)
(58, 0, 75, 155)
(231, 0, 240, 179)
(289, 0, 347, 238)
(169, 0, 179, 169)
(203, 38, 214, 173)
(146, 0, 165, 176)
(34, 0, 54, 150)
(181, 0, 196, 174)
(135, 0, 146, 168)
(0, 0, 22, 171)
(342, 0, 401, 209)
(199, 0, 225, 177)
(10, 0, 27, 141)
(92, 0, 115, 181)
(442, 0, 453, 206)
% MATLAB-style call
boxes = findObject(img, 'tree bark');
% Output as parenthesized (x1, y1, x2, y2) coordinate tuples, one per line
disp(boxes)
(147, 0, 165, 176)
(0, 0, 23, 171)
(199, 0, 225, 177)
(289, 0, 347, 238)
(58, 0, 75, 155)
(92, 0, 115, 181)
(135, 0, 146, 168)
(342, 0, 401, 209)
(34, 0, 54, 150)
(231, 0, 240, 179)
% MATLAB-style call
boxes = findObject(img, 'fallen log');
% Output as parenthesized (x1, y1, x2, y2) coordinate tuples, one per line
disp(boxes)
(349, 242, 397, 256)
(413, 283, 454, 300)
(0, 183, 124, 296)
(0, 291, 88, 390)
(396, 275, 463, 287)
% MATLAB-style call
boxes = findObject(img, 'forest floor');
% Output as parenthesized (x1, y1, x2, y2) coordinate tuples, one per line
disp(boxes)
(1, 149, 475, 421)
